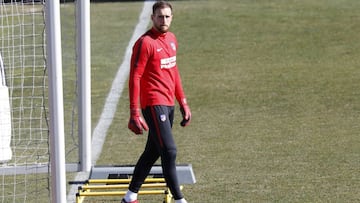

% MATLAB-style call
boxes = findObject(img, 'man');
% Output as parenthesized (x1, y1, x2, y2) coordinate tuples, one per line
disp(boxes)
(121, 1, 191, 203)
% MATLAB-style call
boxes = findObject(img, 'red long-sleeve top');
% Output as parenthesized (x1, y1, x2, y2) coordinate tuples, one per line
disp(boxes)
(129, 27, 186, 110)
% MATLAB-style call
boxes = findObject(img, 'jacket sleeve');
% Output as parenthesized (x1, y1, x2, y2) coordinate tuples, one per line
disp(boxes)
(129, 37, 150, 110)
(174, 67, 187, 106)
(173, 39, 187, 106)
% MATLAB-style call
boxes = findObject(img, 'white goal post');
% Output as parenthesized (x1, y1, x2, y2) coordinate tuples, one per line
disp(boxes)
(45, 0, 67, 202)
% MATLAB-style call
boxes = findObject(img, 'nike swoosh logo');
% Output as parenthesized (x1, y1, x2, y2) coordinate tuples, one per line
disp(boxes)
(156, 48, 163, 52)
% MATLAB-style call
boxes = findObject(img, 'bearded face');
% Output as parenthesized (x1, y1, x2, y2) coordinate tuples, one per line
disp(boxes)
(151, 7, 173, 33)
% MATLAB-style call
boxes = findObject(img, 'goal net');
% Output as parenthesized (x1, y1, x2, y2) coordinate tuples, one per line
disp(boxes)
(0, 0, 50, 202)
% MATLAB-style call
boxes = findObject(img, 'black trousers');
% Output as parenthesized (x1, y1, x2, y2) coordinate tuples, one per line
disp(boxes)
(128, 105, 183, 200)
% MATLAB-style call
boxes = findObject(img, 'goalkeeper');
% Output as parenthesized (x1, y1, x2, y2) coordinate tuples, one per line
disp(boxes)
(121, 1, 191, 203)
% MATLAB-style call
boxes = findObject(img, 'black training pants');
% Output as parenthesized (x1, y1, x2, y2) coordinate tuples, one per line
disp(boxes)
(128, 105, 183, 200)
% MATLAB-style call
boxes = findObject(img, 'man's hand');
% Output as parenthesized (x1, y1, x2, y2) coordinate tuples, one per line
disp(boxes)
(128, 109, 148, 134)
(180, 99, 191, 127)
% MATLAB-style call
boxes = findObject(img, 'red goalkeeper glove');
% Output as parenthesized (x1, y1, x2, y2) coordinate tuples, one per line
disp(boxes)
(179, 99, 191, 127)
(128, 109, 148, 135)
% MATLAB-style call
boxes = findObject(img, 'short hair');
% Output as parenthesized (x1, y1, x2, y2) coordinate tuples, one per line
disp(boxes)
(152, 1, 173, 14)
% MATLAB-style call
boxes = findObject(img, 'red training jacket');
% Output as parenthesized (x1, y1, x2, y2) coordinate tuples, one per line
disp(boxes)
(129, 27, 186, 110)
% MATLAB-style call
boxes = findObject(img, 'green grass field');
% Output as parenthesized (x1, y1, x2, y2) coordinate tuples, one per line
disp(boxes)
(63, 0, 360, 202)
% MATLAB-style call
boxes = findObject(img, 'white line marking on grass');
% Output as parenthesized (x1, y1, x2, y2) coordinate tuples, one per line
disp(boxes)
(66, 2, 152, 202)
